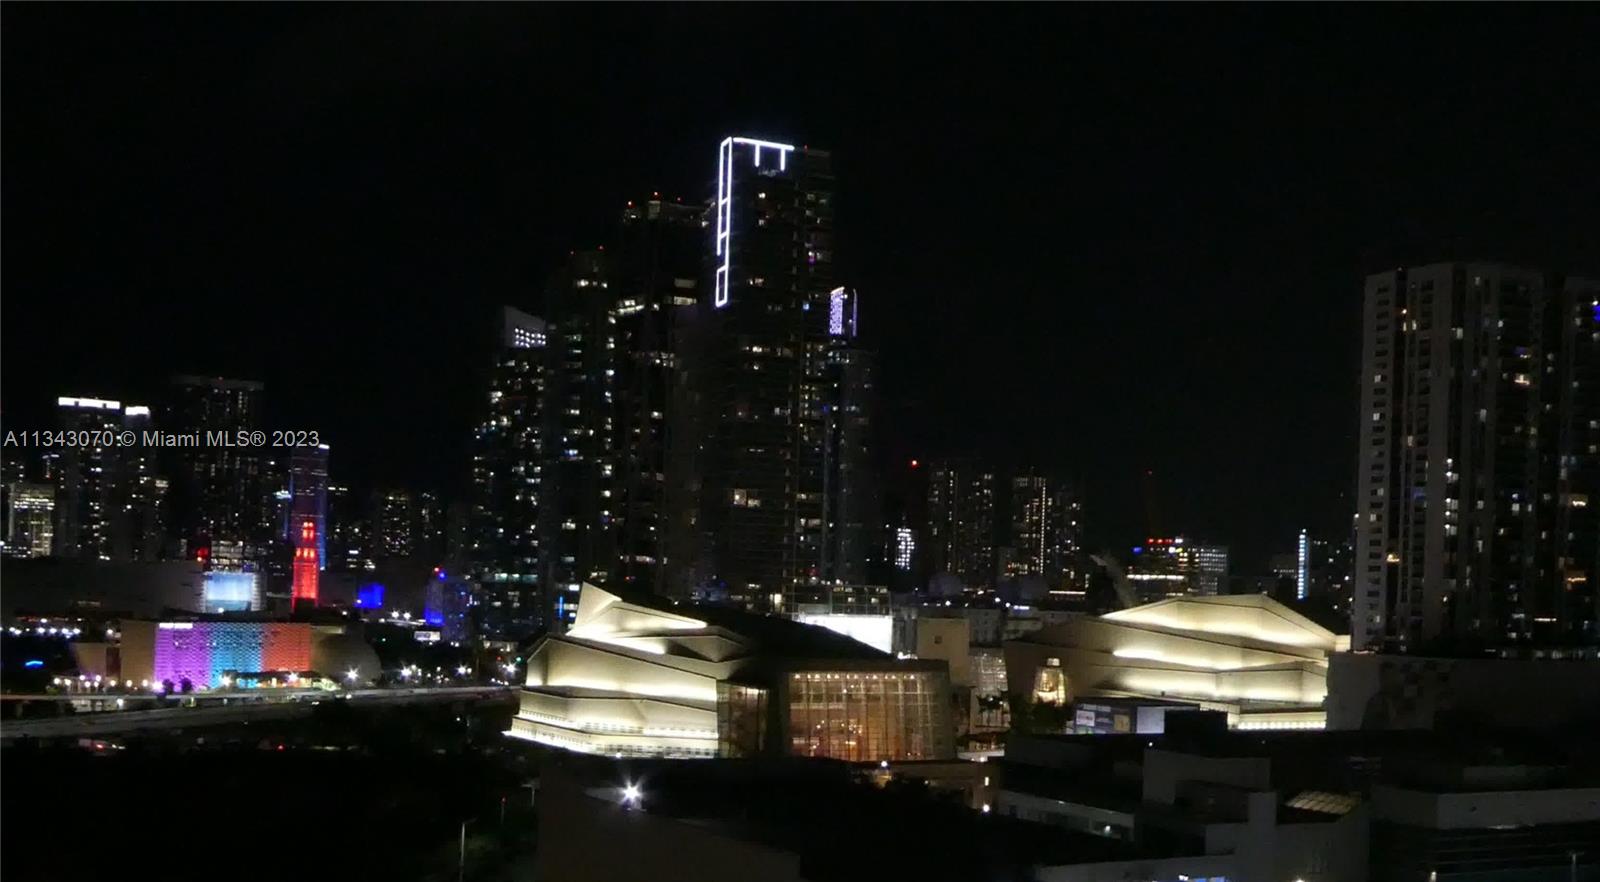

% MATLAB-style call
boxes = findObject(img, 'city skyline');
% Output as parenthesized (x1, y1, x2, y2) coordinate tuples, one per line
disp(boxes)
(5, 8, 1600, 881)
(5, 6, 1598, 572)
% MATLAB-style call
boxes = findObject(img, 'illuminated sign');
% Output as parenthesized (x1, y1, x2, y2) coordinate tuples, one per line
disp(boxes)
(714, 136, 796, 308)
(203, 571, 258, 612)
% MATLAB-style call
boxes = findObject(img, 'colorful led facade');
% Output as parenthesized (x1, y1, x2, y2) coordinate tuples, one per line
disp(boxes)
(291, 519, 319, 609)
(131, 620, 313, 688)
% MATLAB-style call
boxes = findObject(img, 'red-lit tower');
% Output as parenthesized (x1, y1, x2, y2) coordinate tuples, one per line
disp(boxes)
(291, 519, 319, 610)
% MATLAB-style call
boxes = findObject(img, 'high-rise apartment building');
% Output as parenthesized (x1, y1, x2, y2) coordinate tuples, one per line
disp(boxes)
(52, 397, 125, 560)
(821, 293, 881, 589)
(543, 250, 619, 630)
(49, 396, 165, 563)
(4, 482, 56, 558)
(1003, 472, 1083, 588)
(612, 196, 702, 592)
(1185, 542, 1229, 596)
(670, 137, 840, 610)
(162, 376, 269, 557)
(114, 404, 166, 561)
(412, 490, 446, 563)
(1006, 474, 1051, 580)
(325, 483, 373, 573)
(927, 460, 997, 589)
(469, 306, 549, 637)
(1353, 263, 1600, 650)
(1127, 536, 1229, 602)
(372, 488, 414, 559)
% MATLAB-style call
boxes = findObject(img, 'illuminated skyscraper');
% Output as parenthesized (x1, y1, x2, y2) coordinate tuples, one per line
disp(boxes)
(372, 488, 414, 559)
(325, 483, 373, 573)
(670, 137, 839, 610)
(470, 306, 548, 637)
(927, 460, 997, 590)
(1353, 264, 1600, 650)
(1126, 537, 1228, 602)
(1001, 473, 1086, 592)
(291, 518, 319, 610)
(1184, 541, 1230, 596)
(162, 375, 269, 557)
(413, 490, 446, 562)
(543, 250, 618, 630)
(612, 196, 702, 592)
(52, 397, 124, 560)
(114, 404, 166, 562)
(284, 445, 329, 569)
(821, 305, 880, 588)
(1006, 473, 1052, 579)
(4, 482, 55, 558)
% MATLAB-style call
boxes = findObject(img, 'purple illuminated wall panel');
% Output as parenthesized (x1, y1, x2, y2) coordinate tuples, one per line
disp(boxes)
(151, 622, 211, 686)
(148, 622, 311, 687)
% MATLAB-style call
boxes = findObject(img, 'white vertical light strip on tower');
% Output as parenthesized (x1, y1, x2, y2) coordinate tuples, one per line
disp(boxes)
(1296, 529, 1309, 600)
(714, 137, 733, 307)
(713, 137, 796, 310)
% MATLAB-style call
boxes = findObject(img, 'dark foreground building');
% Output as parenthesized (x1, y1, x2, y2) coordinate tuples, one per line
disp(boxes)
(994, 723, 1600, 882)
(536, 755, 1232, 882)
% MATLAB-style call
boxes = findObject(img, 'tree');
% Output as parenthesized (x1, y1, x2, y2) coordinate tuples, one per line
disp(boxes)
(1006, 692, 1072, 734)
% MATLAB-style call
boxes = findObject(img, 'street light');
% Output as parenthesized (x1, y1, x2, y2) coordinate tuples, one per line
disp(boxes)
(458, 819, 472, 882)
(346, 669, 360, 684)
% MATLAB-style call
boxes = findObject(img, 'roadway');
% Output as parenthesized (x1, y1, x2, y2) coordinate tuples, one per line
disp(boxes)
(0, 685, 515, 741)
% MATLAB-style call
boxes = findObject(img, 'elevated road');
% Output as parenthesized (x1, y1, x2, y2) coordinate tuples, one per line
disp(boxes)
(0, 685, 515, 741)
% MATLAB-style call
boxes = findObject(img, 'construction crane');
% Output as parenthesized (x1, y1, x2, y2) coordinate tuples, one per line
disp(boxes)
(1140, 468, 1163, 539)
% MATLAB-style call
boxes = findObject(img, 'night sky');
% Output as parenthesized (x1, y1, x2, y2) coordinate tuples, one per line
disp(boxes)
(4, 6, 1597, 571)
